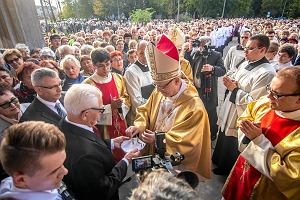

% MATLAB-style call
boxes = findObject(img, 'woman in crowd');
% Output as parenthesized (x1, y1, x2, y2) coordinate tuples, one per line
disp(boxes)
(2, 49, 24, 76)
(60, 55, 84, 91)
(110, 51, 124, 75)
(15, 62, 39, 103)
(80, 55, 95, 78)
(39, 59, 66, 80)
(115, 39, 125, 53)
(128, 40, 138, 50)
(0, 68, 16, 89)
(110, 34, 119, 48)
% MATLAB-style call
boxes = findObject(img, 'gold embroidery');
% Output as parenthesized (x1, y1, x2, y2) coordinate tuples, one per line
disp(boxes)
(240, 160, 250, 181)
(113, 110, 121, 136)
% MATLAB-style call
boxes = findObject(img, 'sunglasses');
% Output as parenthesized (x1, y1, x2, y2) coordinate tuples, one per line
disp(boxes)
(0, 97, 19, 109)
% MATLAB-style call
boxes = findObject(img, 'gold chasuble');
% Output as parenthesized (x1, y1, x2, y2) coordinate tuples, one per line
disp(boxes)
(134, 82, 211, 179)
(223, 96, 300, 200)
(180, 58, 194, 83)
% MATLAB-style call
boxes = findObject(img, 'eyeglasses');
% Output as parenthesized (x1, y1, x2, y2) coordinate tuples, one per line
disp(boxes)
(37, 81, 63, 89)
(95, 61, 111, 68)
(0, 97, 19, 109)
(241, 36, 249, 39)
(153, 79, 174, 90)
(81, 107, 105, 113)
(244, 47, 262, 52)
(6, 57, 21, 64)
(266, 85, 300, 100)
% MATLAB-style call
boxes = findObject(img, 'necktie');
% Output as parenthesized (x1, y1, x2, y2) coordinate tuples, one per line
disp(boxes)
(55, 102, 66, 118)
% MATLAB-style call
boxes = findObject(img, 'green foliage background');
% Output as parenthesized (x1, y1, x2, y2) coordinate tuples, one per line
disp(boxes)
(61, 0, 299, 20)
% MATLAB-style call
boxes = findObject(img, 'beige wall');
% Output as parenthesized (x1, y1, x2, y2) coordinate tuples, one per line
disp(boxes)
(0, 0, 44, 49)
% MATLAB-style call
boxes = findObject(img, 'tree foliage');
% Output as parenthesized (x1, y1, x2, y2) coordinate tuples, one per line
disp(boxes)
(61, 0, 77, 18)
(60, 0, 299, 20)
(261, 0, 284, 17)
(130, 8, 155, 24)
(287, 0, 300, 19)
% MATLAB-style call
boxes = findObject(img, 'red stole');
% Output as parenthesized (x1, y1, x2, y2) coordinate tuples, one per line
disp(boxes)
(93, 75, 126, 161)
(223, 110, 300, 200)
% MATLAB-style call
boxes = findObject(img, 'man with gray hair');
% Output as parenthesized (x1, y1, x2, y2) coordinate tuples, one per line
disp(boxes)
(57, 45, 75, 60)
(20, 68, 66, 126)
(59, 84, 139, 199)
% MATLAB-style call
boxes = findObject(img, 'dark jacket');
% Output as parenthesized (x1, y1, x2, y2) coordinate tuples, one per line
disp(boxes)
(191, 49, 226, 106)
(62, 73, 85, 91)
(293, 54, 300, 66)
(58, 119, 127, 200)
(19, 98, 62, 125)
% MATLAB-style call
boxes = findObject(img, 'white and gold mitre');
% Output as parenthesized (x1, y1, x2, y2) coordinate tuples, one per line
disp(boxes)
(167, 25, 185, 49)
(145, 34, 180, 82)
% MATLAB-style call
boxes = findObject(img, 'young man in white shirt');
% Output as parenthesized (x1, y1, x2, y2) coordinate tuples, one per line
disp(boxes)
(0, 121, 68, 200)
(273, 43, 296, 71)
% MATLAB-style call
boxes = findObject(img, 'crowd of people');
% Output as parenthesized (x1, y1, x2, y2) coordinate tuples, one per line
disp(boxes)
(0, 17, 299, 200)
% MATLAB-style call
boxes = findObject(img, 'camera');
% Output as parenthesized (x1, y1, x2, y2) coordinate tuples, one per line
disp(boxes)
(132, 132, 184, 173)
(132, 155, 153, 172)
(132, 132, 198, 188)
(192, 39, 200, 48)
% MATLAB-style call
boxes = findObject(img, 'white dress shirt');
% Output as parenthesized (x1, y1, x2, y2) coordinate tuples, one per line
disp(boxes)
(37, 95, 66, 116)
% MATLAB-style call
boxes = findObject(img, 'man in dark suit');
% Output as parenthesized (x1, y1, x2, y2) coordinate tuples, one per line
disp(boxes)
(190, 36, 226, 141)
(293, 43, 300, 66)
(60, 84, 139, 200)
(20, 68, 66, 126)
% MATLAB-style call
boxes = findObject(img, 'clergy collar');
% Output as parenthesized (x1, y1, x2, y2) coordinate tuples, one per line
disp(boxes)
(275, 109, 300, 121)
(245, 57, 269, 71)
(135, 60, 149, 72)
(236, 44, 244, 51)
(90, 72, 112, 84)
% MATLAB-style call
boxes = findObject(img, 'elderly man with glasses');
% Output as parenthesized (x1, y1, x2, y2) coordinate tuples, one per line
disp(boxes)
(222, 66, 300, 200)
(126, 35, 212, 180)
(213, 34, 276, 175)
(59, 84, 139, 200)
(20, 68, 66, 126)
(83, 48, 131, 162)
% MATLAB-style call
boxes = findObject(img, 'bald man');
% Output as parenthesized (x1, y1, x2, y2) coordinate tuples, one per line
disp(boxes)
(124, 40, 154, 123)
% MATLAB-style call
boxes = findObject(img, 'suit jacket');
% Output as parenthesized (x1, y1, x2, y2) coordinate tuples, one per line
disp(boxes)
(19, 98, 62, 126)
(293, 54, 300, 66)
(58, 119, 127, 200)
